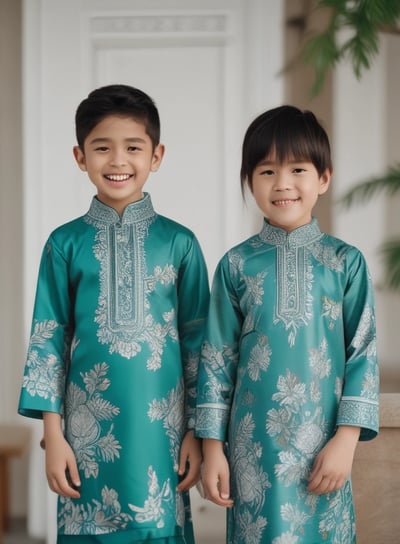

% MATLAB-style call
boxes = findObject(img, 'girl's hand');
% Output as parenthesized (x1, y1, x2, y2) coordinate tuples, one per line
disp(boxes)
(307, 426, 360, 495)
(43, 412, 81, 498)
(201, 438, 233, 508)
(177, 430, 202, 491)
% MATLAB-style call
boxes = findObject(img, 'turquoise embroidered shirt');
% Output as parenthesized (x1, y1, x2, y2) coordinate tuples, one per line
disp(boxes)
(19, 193, 209, 542)
(196, 218, 379, 544)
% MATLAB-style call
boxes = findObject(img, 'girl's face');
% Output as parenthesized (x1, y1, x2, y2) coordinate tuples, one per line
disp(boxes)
(251, 155, 331, 231)
(73, 115, 164, 215)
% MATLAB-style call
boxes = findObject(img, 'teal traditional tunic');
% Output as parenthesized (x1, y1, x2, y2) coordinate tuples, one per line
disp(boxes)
(18, 193, 209, 543)
(196, 218, 379, 544)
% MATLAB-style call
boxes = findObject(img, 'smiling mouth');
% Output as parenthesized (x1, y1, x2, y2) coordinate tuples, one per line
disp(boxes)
(105, 174, 132, 182)
(273, 198, 300, 206)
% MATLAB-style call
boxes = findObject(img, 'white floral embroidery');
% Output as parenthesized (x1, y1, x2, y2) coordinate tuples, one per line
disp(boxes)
(22, 320, 65, 402)
(321, 296, 342, 329)
(272, 531, 300, 544)
(232, 413, 271, 513)
(233, 508, 268, 544)
(351, 305, 376, 356)
(309, 338, 331, 379)
(128, 466, 174, 529)
(272, 371, 307, 413)
(230, 413, 270, 543)
(65, 363, 121, 479)
(361, 370, 379, 399)
(248, 335, 272, 381)
(148, 380, 184, 470)
(58, 486, 132, 535)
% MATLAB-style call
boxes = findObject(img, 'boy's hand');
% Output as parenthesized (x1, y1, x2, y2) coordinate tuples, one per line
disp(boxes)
(201, 438, 233, 508)
(43, 412, 81, 498)
(177, 430, 202, 491)
(307, 425, 360, 495)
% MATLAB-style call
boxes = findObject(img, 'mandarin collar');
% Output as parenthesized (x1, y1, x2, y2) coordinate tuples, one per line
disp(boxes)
(259, 217, 323, 248)
(86, 192, 156, 225)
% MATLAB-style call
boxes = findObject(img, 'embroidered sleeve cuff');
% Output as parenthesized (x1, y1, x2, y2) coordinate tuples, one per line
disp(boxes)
(195, 405, 229, 441)
(337, 396, 379, 440)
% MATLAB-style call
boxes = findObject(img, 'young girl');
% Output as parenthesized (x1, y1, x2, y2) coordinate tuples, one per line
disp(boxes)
(195, 105, 379, 543)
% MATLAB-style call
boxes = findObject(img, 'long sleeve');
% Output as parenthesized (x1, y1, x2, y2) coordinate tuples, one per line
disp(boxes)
(177, 235, 209, 430)
(196, 254, 243, 441)
(18, 236, 73, 419)
(336, 248, 379, 440)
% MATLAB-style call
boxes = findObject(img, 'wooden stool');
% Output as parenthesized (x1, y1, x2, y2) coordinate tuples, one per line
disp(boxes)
(0, 424, 31, 538)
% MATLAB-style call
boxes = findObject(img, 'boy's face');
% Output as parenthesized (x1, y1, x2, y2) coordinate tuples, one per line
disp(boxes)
(73, 115, 164, 214)
(251, 156, 331, 231)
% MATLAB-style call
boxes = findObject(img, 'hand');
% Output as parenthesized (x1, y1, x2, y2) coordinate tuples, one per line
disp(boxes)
(43, 412, 81, 498)
(307, 426, 360, 495)
(201, 439, 233, 508)
(177, 430, 202, 491)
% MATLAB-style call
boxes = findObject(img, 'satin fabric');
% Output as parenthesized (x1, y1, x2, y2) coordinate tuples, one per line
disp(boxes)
(19, 193, 209, 542)
(196, 218, 379, 544)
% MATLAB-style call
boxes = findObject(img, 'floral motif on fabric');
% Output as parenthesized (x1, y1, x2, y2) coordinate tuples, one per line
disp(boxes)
(22, 319, 66, 402)
(230, 413, 270, 544)
(322, 296, 342, 329)
(265, 356, 357, 542)
(128, 466, 174, 529)
(58, 485, 132, 535)
(351, 305, 376, 357)
(198, 341, 239, 404)
(196, 341, 239, 439)
(228, 250, 266, 311)
(65, 362, 121, 479)
(148, 380, 185, 471)
(183, 350, 200, 428)
(318, 482, 355, 544)
(248, 335, 272, 381)
(309, 241, 345, 272)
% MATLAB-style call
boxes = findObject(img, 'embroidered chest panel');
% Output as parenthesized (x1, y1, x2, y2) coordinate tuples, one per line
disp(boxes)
(85, 215, 178, 365)
(274, 245, 314, 347)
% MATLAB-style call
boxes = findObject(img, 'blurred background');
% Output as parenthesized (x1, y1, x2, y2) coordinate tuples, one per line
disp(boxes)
(1, 0, 400, 542)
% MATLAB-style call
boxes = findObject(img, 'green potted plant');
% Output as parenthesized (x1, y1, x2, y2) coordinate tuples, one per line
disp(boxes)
(302, 0, 400, 290)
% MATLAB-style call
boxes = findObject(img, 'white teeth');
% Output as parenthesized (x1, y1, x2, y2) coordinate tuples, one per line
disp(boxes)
(106, 174, 131, 181)
(274, 199, 295, 205)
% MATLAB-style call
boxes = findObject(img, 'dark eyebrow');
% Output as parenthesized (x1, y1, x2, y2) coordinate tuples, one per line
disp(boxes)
(88, 137, 147, 145)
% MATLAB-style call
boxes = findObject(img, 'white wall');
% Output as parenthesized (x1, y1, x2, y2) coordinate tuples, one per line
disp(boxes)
(333, 31, 400, 374)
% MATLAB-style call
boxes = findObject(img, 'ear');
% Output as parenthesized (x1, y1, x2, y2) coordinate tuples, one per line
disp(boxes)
(73, 146, 87, 172)
(318, 168, 332, 195)
(150, 144, 165, 172)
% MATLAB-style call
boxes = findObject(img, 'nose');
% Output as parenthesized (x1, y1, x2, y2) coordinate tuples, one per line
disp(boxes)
(273, 173, 291, 191)
(109, 150, 127, 167)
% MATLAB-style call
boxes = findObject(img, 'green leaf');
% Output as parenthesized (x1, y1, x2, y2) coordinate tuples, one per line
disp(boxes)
(339, 166, 400, 207)
(304, 30, 340, 95)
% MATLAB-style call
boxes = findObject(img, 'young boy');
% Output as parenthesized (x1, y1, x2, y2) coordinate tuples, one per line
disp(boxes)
(195, 105, 379, 543)
(18, 84, 209, 543)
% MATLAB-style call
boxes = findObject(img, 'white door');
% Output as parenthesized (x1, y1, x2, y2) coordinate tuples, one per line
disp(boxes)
(23, 1, 284, 541)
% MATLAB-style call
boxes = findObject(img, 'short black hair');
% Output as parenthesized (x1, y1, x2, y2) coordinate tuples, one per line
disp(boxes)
(240, 105, 332, 193)
(75, 84, 160, 150)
